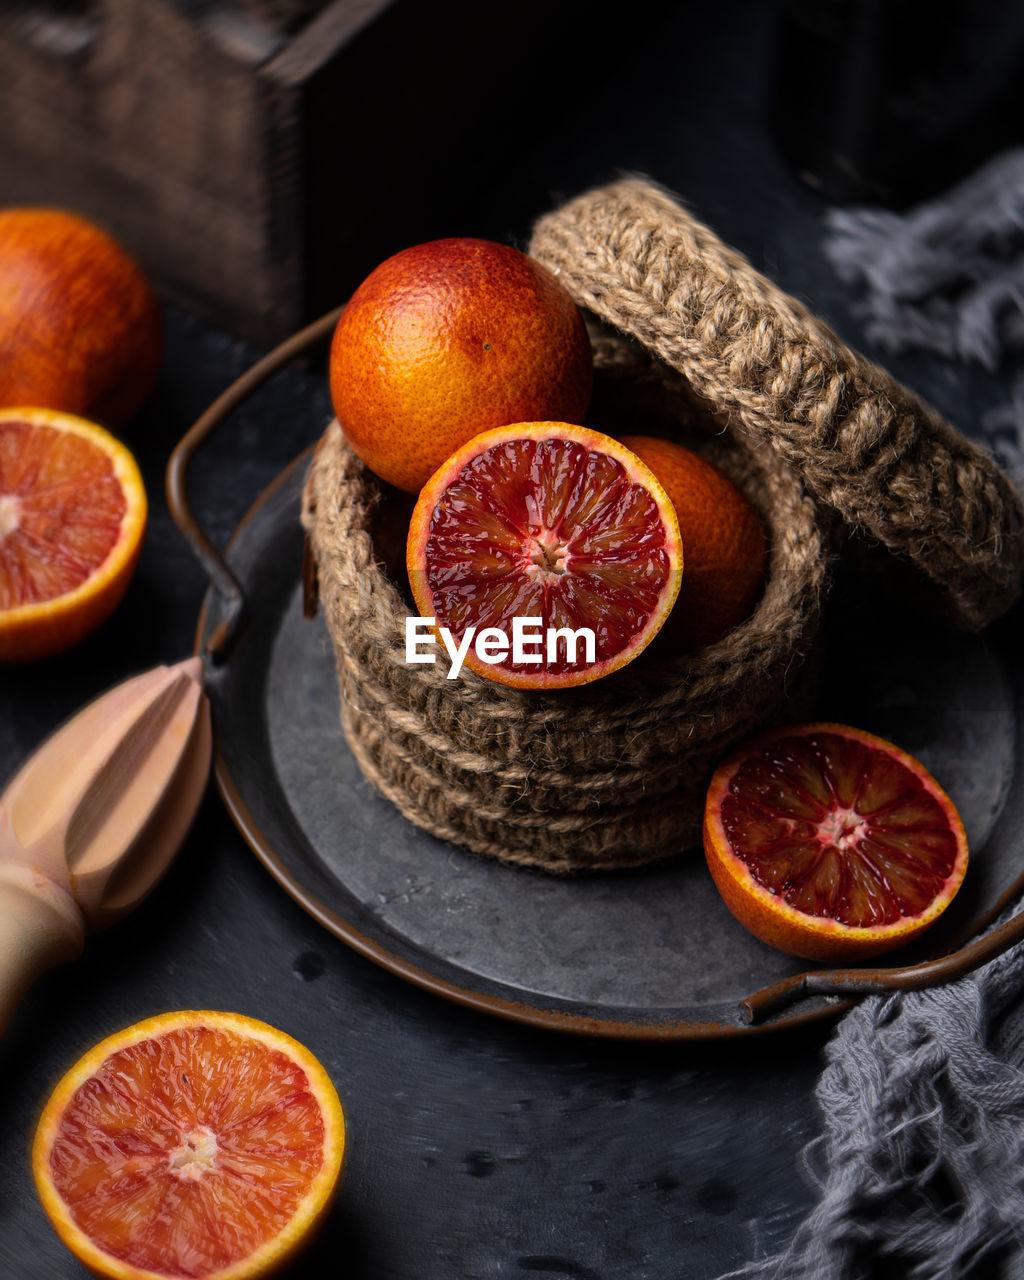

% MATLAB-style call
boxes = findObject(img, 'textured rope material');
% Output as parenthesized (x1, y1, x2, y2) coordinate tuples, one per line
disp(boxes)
(302, 327, 824, 872)
(302, 175, 1023, 871)
(529, 177, 1024, 632)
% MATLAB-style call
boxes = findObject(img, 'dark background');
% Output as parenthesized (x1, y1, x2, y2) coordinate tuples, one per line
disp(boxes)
(2, 1, 1022, 1276)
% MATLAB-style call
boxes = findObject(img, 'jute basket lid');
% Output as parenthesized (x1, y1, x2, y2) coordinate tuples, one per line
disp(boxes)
(529, 177, 1024, 631)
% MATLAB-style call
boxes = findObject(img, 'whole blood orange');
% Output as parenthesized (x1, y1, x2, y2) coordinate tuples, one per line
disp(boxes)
(406, 422, 682, 689)
(32, 1011, 345, 1280)
(703, 722, 969, 962)
(619, 435, 767, 651)
(0, 208, 163, 429)
(0, 407, 147, 661)
(329, 238, 592, 493)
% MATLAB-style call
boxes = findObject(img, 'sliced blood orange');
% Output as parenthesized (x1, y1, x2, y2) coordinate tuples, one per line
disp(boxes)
(703, 722, 969, 961)
(406, 422, 682, 689)
(32, 1011, 345, 1280)
(0, 407, 146, 661)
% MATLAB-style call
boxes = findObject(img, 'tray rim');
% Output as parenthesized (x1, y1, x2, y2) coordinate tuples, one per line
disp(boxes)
(170, 309, 1024, 1042)
(194, 447, 851, 1039)
(191, 445, 1024, 1041)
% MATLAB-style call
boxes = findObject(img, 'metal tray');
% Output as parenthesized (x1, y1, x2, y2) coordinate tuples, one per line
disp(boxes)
(167, 310, 1024, 1040)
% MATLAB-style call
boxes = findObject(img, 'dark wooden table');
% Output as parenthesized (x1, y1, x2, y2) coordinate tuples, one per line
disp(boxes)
(2, 3, 1017, 1275)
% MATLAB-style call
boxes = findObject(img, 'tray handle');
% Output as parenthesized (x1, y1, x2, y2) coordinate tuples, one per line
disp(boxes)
(742, 905, 1024, 1025)
(166, 306, 343, 663)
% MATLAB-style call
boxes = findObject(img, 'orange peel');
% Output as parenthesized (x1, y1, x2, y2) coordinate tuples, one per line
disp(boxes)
(0, 407, 146, 661)
(32, 1010, 345, 1280)
(703, 722, 969, 961)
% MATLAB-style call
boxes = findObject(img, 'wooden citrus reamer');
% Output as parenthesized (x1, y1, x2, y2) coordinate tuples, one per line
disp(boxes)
(0, 658, 210, 1033)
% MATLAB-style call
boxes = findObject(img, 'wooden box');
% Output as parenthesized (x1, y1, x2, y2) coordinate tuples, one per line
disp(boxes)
(0, 0, 592, 345)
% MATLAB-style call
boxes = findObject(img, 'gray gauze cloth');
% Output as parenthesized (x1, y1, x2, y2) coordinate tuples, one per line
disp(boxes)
(823, 146, 1024, 494)
(823, 148, 1024, 371)
(720, 152, 1024, 1280)
(724, 937, 1024, 1280)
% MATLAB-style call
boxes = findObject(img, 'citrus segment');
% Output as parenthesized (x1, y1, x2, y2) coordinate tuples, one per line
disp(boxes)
(407, 423, 682, 689)
(32, 1011, 345, 1280)
(329, 238, 592, 492)
(0, 407, 146, 660)
(618, 435, 767, 651)
(703, 722, 968, 961)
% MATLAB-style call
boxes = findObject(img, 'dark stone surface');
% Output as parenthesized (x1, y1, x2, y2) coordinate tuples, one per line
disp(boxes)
(202, 446, 1018, 1035)
(2, 2, 1020, 1276)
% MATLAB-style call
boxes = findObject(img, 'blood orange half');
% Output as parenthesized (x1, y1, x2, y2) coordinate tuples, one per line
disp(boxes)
(703, 722, 969, 961)
(0, 406, 146, 660)
(33, 1011, 345, 1280)
(406, 422, 683, 689)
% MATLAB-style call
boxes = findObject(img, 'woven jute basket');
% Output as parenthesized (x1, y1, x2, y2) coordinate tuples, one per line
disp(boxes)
(301, 178, 1024, 874)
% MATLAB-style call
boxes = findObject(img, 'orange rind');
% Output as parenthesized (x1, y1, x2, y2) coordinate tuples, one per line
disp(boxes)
(703, 722, 969, 961)
(329, 237, 592, 493)
(618, 435, 767, 652)
(32, 1010, 345, 1280)
(0, 407, 147, 661)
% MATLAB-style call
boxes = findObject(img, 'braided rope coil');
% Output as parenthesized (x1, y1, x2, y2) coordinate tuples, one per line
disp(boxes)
(302, 325, 825, 872)
(301, 177, 1022, 872)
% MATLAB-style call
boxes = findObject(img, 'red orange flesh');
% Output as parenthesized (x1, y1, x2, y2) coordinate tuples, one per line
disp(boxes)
(0, 407, 146, 660)
(32, 1011, 345, 1280)
(406, 422, 682, 689)
(703, 722, 968, 961)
